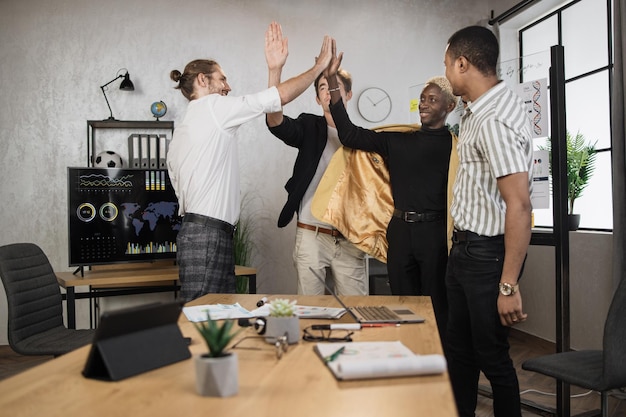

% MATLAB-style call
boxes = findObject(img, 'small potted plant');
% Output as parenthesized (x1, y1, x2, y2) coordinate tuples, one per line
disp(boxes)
(540, 131, 597, 230)
(265, 298, 300, 344)
(193, 313, 243, 397)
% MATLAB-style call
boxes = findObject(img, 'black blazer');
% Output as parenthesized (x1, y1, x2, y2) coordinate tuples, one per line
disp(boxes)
(267, 113, 329, 227)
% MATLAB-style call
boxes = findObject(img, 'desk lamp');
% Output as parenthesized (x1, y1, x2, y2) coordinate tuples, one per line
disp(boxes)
(100, 69, 135, 121)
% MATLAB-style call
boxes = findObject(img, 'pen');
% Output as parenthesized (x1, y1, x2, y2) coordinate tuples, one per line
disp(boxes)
(312, 323, 361, 330)
(256, 296, 268, 307)
(324, 346, 345, 363)
(361, 323, 400, 328)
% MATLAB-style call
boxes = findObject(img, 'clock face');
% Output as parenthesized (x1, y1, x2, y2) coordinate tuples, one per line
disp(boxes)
(357, 87, 392, 123)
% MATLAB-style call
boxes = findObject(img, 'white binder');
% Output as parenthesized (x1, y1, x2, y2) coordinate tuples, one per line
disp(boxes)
(127, 134, 141, 168)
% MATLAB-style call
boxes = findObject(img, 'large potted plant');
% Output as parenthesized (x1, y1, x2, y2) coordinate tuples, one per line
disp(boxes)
(193, 314, 243, 397)
(540, 131, 597, 231)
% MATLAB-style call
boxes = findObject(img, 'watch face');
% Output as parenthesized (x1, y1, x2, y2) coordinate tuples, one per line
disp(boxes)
(499, 282, 517, 296)
(499, 283, 512, 296)
(357, 87, 392, 123)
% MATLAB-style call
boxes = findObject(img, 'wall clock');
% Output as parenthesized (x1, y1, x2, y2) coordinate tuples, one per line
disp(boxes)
(357, 87, 392, 123)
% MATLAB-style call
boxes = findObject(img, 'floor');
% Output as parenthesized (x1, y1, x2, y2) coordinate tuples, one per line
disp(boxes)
(1, 331, 625, 416)
(476, 330, 626, 417)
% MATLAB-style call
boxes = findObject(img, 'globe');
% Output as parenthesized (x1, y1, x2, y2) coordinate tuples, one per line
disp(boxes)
(151, 101, 167, 120)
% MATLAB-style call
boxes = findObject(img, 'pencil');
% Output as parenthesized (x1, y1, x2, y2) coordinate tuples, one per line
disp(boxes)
(361, 323, 400, 328)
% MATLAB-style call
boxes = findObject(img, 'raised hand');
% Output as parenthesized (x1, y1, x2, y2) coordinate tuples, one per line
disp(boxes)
(323, 38, 343, 79)
(265, 21, 288, 71)
(314, 35, 333, 71)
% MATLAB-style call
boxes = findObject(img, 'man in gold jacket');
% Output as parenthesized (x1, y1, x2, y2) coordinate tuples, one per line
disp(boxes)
(313, 74, 458, 342)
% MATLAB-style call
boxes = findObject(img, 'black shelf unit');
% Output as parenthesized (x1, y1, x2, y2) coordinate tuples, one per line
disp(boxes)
(86, 120, 175, 167)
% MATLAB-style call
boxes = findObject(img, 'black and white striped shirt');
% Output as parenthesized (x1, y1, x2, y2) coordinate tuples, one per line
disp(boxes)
(451, 81, 533, 236)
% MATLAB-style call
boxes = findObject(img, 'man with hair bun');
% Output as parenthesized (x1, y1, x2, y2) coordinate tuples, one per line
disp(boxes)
(167, 22, 334, 302)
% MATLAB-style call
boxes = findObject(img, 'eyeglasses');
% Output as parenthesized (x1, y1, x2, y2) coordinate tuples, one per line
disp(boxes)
(231, 334, 289, 360)
(302, 326, 354, 343)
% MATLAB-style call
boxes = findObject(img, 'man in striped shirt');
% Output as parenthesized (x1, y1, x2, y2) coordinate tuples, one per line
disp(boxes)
(443, 26, 533, 417)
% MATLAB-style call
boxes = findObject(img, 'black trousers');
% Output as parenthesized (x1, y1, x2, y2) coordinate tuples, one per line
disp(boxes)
(386, 216, 448, 343)
(445, 237, 521, 417)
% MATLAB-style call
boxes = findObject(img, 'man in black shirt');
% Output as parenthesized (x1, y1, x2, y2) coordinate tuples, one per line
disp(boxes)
(327, 67, 457, 340)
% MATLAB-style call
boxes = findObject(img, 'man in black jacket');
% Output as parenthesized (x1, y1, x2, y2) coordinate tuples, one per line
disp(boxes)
(267, 46, 367, 295)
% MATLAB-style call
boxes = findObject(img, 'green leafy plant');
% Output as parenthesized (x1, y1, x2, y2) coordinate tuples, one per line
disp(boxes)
(193, 313, 243, 358)
(539, 131, 597, 214)
(269, 298, 297, 317)
(234, 194, 257, 294)
(233, 217, 252, 294)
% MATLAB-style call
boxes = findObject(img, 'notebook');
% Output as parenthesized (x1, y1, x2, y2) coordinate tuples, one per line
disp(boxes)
(309, 267, 425, 324)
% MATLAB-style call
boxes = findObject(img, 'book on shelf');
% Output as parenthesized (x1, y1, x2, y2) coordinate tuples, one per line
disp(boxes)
(314, 341, 446, 380)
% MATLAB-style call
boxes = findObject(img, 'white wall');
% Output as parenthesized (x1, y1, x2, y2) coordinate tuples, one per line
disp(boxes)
(2, 0, 611, 351)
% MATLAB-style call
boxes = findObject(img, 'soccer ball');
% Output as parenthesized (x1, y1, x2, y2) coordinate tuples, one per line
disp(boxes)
(94, 150, 123, 168)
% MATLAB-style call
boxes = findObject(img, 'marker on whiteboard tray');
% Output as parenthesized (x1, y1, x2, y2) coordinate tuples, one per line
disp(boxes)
(256, 296, 269, 307)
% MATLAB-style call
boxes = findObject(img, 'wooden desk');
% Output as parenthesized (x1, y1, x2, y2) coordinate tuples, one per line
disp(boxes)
(56, 265, 258, 329)
(0, 294, 457, 417)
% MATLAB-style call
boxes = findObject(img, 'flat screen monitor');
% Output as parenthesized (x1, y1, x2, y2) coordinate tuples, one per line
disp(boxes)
(67, 167, 181, 266)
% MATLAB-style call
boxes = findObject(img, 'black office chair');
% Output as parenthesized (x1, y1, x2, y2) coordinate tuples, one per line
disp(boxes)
(0, 243, 95, 356)
(522, 275, 626, 417)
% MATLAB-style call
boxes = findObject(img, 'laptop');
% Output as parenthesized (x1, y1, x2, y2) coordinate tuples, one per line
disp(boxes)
(309, 267, 425, 324)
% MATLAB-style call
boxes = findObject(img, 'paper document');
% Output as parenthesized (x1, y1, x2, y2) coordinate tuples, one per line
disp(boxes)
(315, 341, 447, 380)
(182, 303, 254, 322)
(250, 304, 346, 319)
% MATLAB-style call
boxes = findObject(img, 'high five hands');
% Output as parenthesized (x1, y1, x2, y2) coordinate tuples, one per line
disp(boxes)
(323, 39, 343, 80)
(265, 21, 342, 81)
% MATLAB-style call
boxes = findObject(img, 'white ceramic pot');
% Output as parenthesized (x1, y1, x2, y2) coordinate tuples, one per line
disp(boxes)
(264, 316, 300, 344)
(194, 352, 238, 397)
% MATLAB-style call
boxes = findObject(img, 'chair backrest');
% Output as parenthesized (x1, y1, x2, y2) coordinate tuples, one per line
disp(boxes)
(0, 243, 65, 347)
(602, 274, 626, 389)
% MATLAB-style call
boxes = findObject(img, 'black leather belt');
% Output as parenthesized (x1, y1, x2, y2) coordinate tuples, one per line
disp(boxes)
(183, 213, 235, 235)
(393, 209, 444, 223)
(452, 229, 504, 243)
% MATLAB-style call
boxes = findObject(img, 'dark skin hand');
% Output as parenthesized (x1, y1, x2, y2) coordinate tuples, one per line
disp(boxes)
(323, 40, 344, 105)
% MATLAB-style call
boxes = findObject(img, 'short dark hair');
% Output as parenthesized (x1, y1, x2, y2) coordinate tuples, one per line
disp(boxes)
(447, 26, 499, 77)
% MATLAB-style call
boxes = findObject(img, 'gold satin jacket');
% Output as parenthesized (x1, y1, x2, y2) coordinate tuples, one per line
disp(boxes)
(311, 124, 459, 263)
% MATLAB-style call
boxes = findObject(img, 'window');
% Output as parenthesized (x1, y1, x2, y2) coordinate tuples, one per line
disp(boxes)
(517, 0, 614, 230)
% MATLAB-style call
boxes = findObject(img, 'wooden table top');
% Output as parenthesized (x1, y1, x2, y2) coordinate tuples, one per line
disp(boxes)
(56, 264, 256, 288)
(0, 294, 457, 417)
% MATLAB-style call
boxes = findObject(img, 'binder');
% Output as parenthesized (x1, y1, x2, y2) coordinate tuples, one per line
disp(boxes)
(82, 301, 190, 381)
(127, 134, 140, 168)
(149, 134, 158, 169)
(158, 134, 168, 168)
(140, 134, 150, 169)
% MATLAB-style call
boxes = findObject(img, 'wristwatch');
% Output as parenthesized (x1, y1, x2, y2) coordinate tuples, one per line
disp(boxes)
(499, 282, 519, 296)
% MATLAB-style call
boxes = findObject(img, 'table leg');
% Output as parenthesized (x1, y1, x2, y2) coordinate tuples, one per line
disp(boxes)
(66, 287, 76, 329)
(249, 274, 257, 294)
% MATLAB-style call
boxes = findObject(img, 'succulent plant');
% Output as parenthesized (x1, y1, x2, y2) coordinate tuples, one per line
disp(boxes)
(268, 298, 297, 317)
(193, 313, 243, 358)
